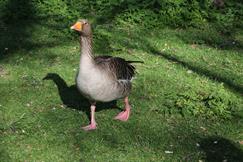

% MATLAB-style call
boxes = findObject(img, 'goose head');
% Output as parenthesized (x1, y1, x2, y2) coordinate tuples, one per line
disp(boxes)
(70, 19, 92, 37)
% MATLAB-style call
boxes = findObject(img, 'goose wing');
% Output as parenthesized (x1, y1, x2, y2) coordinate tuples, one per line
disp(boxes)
(94, 56, 136, 81)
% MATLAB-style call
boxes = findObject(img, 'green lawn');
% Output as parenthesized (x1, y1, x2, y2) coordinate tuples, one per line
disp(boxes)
(0, 20, 243, 161)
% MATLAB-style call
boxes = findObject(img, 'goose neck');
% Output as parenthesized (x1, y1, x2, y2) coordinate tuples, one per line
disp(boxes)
(79, 35, 94, 70)
(80, 36, 93, 59)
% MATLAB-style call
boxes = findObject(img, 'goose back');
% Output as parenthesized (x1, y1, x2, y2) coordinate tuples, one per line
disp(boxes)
(94, 56, 136, 81)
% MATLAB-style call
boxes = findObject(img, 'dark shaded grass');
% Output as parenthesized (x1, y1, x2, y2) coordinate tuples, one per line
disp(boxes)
(43, 73, 119, 122)
(200, 136, 243, 162)
(177, 27, 243, 52)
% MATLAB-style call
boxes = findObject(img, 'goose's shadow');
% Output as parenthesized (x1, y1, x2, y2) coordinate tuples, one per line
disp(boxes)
(43, 73, 120, 120)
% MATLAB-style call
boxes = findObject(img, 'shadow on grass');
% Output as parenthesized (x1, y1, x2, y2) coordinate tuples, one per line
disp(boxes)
(115, 28, 243, 94)
(73, 115, 204, 161)
(149, 48, 243, 94)
(73, 112, 242, 161)
(43, 73, 119, 121)
(96, 119, 243, 161)
(0, 0, 35, 58)
(200, 136, 243, 162)
(0, 0, 65, 61)
(177, 28, 243, 52)
(0, 148, 10, 162)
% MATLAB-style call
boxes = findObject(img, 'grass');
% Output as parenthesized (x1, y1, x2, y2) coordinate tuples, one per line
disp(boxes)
(0, 20, 243, 161)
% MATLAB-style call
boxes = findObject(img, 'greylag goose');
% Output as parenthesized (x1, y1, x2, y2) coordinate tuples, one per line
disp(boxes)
(70, 19, 142, 131)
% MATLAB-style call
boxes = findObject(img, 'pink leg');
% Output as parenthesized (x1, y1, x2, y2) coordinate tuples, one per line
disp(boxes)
(114, 97, 131, 121)
(82, 104, 97, 131)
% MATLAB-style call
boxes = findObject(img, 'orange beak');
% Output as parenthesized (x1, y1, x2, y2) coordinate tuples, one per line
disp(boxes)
(70, 22, 82, 31)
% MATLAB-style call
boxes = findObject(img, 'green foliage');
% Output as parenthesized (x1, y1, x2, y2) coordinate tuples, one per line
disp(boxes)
(158, 0, 210, 28)
(163, 83, 238, 119)
(115, 9, 161, 29)
(1, 0, 242, 33)
(0, 0, 36, 21)
(213, 8, 235, 34)
(174, 84, 236, 119)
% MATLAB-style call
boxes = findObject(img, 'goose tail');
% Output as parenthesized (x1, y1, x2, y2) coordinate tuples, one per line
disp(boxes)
(127, 60, 144, 64)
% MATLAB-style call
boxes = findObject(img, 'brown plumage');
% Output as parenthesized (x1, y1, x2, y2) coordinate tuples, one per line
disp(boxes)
(95, 56, 136, 80)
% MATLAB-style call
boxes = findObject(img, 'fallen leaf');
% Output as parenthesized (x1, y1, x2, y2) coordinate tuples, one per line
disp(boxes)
(200, 126, 207, 131)
(191, 44, 197, 49)
(187, 70, 193, 74)
(0, 65, 8, 77)
(165, 150, 173, 154)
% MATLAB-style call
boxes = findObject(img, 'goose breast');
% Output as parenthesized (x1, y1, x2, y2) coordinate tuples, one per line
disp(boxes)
(76, 67, 131, 102)
(76, 56, 135, 102)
